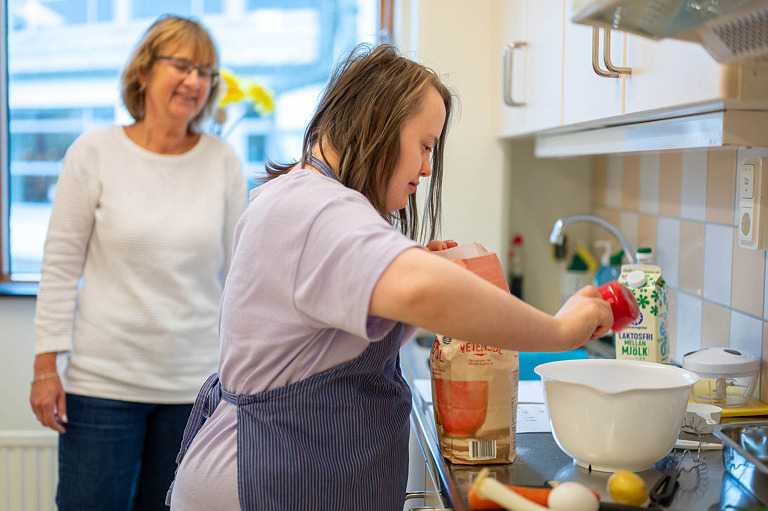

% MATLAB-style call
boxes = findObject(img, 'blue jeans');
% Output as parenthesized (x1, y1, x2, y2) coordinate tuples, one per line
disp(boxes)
(56, 394, 192, 511)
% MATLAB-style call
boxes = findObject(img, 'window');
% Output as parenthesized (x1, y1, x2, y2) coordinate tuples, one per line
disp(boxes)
(2, 0, 387, 290)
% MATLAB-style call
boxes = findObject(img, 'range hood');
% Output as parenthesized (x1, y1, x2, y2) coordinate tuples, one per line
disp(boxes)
(572, 0, 768, 64)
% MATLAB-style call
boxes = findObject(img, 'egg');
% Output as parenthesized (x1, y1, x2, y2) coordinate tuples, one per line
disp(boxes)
(548, 481, 599, 511)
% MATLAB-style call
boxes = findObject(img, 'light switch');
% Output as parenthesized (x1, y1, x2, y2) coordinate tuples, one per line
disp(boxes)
(740, 206, 753, 241)
(739, 157, 768, 250)
(742, 164, 754, 199)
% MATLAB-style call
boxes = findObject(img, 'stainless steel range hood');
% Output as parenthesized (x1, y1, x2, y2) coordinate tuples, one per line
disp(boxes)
(572, 0, 768, 64)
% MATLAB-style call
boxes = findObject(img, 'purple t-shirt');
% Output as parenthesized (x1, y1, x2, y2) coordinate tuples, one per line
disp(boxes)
(169, 169, 419, 510)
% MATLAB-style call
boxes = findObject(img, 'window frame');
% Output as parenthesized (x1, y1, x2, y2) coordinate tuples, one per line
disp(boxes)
(0, 4, 23, 293)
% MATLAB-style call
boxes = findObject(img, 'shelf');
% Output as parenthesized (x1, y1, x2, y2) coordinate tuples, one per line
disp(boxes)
(534, 102, 768, 157)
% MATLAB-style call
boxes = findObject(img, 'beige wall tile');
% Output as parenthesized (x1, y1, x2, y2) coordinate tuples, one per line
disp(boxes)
(706, 148, 737, 225)
(606, 155, 623, 209)
(731, 229, 766, 317)
(659, 151, 682, 218)
(702, 301, 731, 348)
(679, 220, 705, 296)
(602, 208, 621, 228)
(638, 214, 658, 255)
(594, 209, 623, 255)
(681, 150, 708, 220)
(593, 155, 607, 208)
(622, 153, 640, 211)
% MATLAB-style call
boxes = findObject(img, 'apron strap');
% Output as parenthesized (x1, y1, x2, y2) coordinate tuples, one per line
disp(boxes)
(165, 373, 222, 506)
(308, 155, 338, 182)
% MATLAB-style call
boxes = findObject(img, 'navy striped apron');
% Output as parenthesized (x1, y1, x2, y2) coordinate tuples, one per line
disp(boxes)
(167, 157, 412, 510)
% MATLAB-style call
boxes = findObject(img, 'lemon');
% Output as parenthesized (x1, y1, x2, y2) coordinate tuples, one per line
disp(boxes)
(607, 470, 649, 506)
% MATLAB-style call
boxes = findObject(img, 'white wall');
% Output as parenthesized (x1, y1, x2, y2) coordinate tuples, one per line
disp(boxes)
(398, 0, 508, 258)
(0, 297, 39, 430)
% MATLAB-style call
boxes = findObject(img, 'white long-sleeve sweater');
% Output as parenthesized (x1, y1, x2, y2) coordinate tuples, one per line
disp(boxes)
(34, 126, 247, 403)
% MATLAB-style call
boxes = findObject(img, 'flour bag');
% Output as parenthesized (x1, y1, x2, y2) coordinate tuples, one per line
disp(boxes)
(429, 243, 519, 464)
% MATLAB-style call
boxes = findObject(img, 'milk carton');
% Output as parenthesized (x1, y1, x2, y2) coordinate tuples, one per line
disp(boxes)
(616, 262, 669, 363)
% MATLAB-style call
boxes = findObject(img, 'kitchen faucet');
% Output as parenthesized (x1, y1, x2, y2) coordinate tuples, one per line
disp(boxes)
(549, 214, 636, 264)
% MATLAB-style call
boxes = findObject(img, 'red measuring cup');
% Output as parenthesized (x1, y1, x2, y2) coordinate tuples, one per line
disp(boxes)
(597, 280, 640, 332)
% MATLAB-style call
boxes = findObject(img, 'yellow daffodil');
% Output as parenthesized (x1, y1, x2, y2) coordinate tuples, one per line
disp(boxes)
(218, 69, 245, 107)
(245, 83, 275, 115)
(213, 69, 275, 137)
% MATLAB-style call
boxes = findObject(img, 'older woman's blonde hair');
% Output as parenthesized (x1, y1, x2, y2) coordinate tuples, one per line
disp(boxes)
(121, 15, 220, 133)
(266, 44, 454, 244)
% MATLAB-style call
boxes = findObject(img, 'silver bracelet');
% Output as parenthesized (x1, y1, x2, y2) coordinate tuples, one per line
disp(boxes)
(31, 372, 59, 385)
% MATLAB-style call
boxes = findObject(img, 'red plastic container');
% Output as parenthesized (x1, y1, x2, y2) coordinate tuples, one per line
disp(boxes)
(597, 280, 640, 332)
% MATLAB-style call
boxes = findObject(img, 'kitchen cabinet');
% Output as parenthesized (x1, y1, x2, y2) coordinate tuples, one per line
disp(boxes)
(499, 0, 564, 137)
(561, 0, 624, 125)
(500, 0, 768, 144)
(623, 35, 768, 115)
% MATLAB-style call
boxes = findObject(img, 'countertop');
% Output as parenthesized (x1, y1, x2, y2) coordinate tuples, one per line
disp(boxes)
(400, 340, 767, 511)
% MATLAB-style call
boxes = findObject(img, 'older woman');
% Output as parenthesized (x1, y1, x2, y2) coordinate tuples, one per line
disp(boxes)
(28, 15, 246, 511)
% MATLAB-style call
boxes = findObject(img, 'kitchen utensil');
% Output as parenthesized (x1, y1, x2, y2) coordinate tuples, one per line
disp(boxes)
(648, 466, 680, 507)
(534, 359, 698, 472)
(596, 280, 640, 332)
(682, 348, 759, 407)
(673, 439, 722, 450)
(712, 421, 768, 505)
(682, 402, 722, 434)
(473, 468, 549, 511)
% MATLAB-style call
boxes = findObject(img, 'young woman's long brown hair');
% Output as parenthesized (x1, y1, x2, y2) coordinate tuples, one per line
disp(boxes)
(266, 44, 453, 244)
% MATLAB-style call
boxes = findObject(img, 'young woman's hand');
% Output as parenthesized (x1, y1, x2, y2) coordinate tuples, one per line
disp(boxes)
(554, 286, 614, 349)
(425, 239, 458, 252)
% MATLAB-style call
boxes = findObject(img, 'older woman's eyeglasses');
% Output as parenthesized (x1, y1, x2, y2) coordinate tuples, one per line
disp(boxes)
(156, 56, 219, 82)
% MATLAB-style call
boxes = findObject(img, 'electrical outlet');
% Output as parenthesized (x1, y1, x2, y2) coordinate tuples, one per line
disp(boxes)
(739, 157, 768, 250)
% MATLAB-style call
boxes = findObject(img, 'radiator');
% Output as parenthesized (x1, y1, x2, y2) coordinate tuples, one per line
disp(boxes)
(0, 431, 57, 511)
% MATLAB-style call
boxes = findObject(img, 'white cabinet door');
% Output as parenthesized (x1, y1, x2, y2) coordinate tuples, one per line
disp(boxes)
(562, 0, 624, 125)
(624, 35, 734, 115)
(499, 0, 564, 137)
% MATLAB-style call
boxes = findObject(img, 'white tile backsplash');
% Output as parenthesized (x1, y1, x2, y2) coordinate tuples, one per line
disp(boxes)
(764, 255, 768, 320)
(680, 150, 708, 221)
(729, 310, 763, 359)
(675, 291, 703, 361)
(657, 217, 680, 288)
(639, 152, 660, 215)
(703, 223, 734, 306)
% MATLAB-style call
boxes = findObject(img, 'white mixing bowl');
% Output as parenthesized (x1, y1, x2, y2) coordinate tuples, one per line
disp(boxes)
(534, 359, 698, 472)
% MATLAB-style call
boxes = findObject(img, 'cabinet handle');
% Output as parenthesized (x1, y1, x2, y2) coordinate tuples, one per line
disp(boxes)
(603, 27, 631, 75)
(502, 42, 527, 106)
(591, 27, 620, 78)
